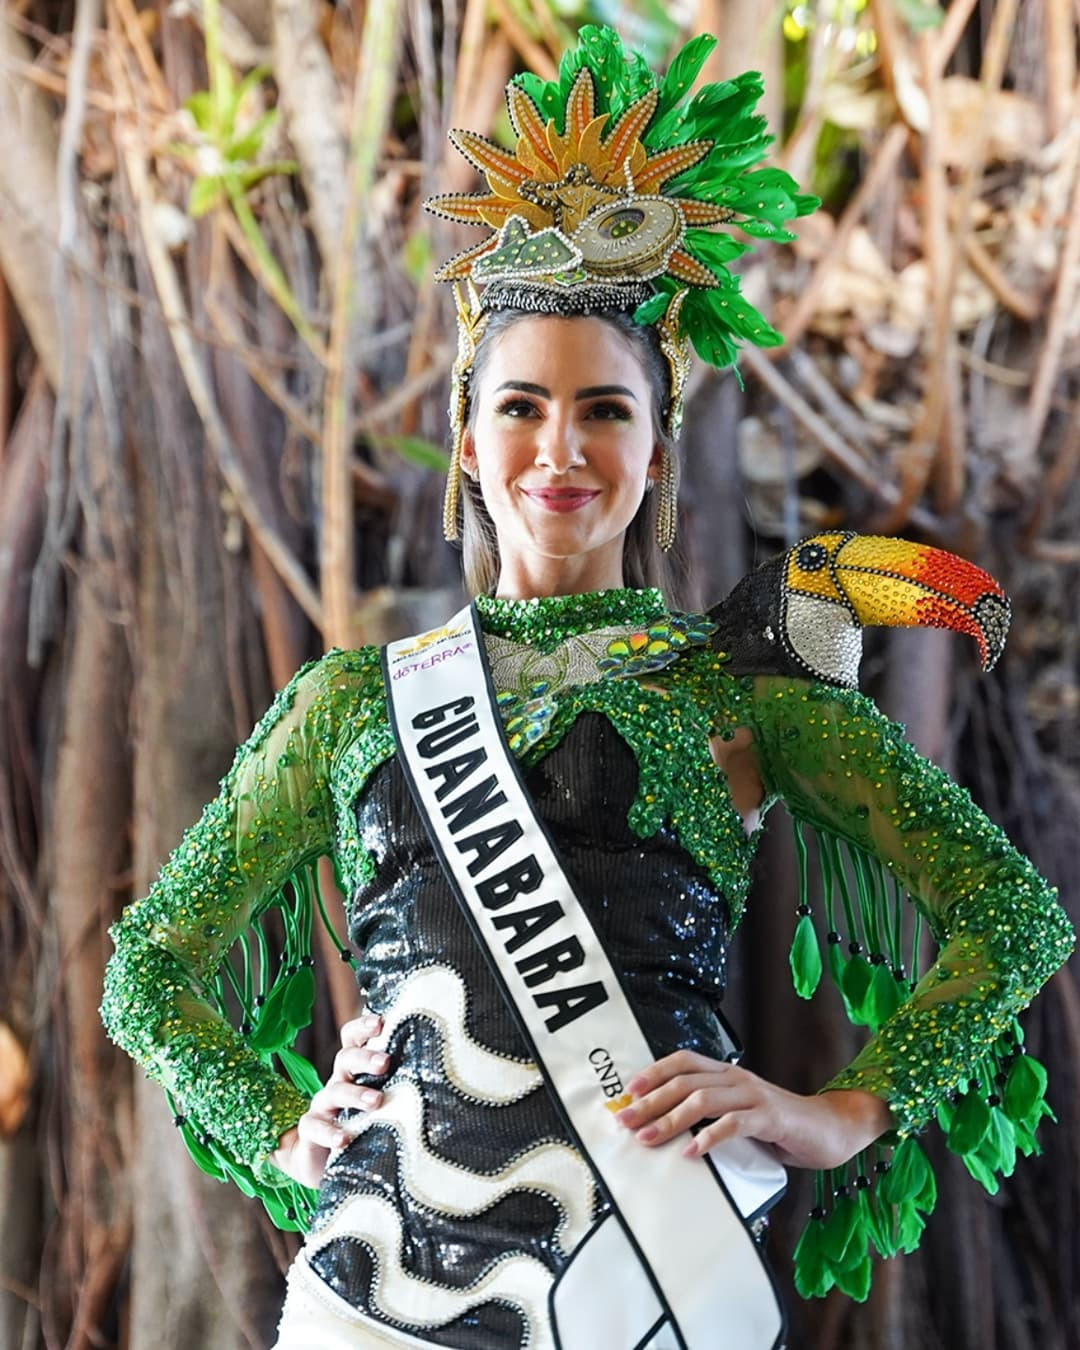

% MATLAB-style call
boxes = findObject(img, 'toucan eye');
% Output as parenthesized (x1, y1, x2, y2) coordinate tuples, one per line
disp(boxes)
(796, 542, 829, 571)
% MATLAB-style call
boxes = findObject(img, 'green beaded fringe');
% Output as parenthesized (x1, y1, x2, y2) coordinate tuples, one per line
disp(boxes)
(787, 821, 1055, 1300)
(170, 859, 354, 1233)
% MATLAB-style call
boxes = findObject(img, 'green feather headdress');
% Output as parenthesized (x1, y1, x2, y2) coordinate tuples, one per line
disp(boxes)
(424, 25, 818, 538)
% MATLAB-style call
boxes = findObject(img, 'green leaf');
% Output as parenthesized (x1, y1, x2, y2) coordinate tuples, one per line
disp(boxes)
(879, 1138, 932, 1206)
(947, 1091, 992, 1156)
(826, 939, 845, 989)
(1003, 1054, 1047, 1124)
(894, 1198, 926, 1253)
(234, 161, 298, 194)
(183, 90, 214, 132)
(282, 965, 316, 1033)
(656, 34, 718, 116)
(832, 1253, 872, 1302)
(841, 954, 875, 1024)
(189, 176, 225, 219)
(402, 231, 433, 287)
(981, 1108, 1017, 1179)
(865, 963, 903, 1029)
(633, 292, 671, 328)
(248, 973, 294, 1052)
(178, 1119, 228, 1183)
(891, 0, 944, 31)
(682, 229, 751, 273)
(863, 1193, 897, 1259)
(227, 63, 273, 132)
(819, 1193, 861, 1266)
(260, 1188, 306, 1232)
(789, 912, 823, 999)
(277, 1046, 324, 1099)
(229, 108, 279, 163)
(373, 434, 450, 472)
(961, 1150, 999, 1194)
(793, 1219, 835, 1299)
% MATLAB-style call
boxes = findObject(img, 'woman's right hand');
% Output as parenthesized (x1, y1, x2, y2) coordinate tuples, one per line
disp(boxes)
(270, 1011, 390, 1188)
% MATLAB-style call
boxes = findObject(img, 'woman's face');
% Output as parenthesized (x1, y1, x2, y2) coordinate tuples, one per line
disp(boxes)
(461, 315, 661, 596)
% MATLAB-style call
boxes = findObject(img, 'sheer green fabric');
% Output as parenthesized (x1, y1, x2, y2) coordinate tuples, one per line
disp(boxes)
(100, 593, 1072, 1290)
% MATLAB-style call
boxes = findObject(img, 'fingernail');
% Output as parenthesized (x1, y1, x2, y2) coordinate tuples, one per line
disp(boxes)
(616, 1107, 635, 1126)
(637, 1125, 658, 1142)
(362, 1012, 380, 1028)
(682, 1140, 700, 1158)
(371, 1052, 389, 1070)
(625, 1076, 645, 1095)
(362, 1089, 382, 1108)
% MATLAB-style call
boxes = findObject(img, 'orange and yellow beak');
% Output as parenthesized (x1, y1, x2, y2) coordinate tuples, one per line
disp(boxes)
(784, 533, 1010, 670)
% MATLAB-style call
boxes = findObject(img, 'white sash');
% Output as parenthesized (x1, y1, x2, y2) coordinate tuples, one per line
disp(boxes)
(384, 605, 786, 1350)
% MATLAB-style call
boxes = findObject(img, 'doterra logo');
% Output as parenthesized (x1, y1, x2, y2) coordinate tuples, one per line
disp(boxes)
(391, 624, 473, 681)
(589, 1047, 632, 1114)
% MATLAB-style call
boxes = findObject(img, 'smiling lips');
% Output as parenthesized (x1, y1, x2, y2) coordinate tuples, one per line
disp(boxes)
(520, 487, 602, 512)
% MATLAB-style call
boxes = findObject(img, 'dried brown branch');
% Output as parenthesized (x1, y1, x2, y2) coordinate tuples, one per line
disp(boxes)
(321, 0, 405, 649)
(111, 0, 169, 110)
(780, 122, 908, 350)
(489, 0, 557, 81)
(1046, 0, 1078, 137)
(0, 20, 63, 389)
(1022, 90, 1080, 467)
(916, 27, 965, 517)
(741, 345, 939, 534)
(115, 118, 322, 625)
(962, 235, 1041, 323)
(271, 0, 347, 284)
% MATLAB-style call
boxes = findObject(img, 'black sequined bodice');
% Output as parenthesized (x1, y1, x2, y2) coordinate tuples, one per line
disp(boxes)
(310, 715, 733, 1347)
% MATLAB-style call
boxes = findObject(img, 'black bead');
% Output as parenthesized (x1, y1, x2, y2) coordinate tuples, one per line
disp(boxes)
(339, 948, 353, 962)
(254, 995, 267, 1008)
(796, 904, 811, 917)
(301, 955, 316, 968)
(173, 1114, 187, 1127)
(870, 953, 886, 965)
(848, 941, 862, 955)
(874, 1160, 891, 1174)
(854, 1174, 871, 1190)
(988, 1094, 1001, 1107)
(809, 1206, 827, 1221)
(892, 966, 906, 980)
(833, 1184, 850, 1199)
(827, 931, 842, 944)
(286, 1207, 296, 1221)
(240, 1021, 253, 1036)
(285, 964, 298, 977)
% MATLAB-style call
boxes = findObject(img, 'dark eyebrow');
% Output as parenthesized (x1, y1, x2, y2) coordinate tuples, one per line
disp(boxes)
(492, 380, 638, 401)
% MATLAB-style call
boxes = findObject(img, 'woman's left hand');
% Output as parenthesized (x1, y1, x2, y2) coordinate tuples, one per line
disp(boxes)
(616, 1050, 893, 1171)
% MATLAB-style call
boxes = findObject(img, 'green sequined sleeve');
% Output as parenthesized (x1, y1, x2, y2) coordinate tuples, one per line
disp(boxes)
(747, 675, 1074, 1137)
(100, 647, 384, 1169)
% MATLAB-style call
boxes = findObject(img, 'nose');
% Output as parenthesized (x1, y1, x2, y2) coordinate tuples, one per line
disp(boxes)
(534, 412, 586, 474)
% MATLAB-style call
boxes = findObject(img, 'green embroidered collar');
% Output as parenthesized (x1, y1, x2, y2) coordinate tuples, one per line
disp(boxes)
(475, 588, 667, 652)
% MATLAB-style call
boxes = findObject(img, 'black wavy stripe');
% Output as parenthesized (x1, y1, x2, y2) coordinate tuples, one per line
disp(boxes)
(309, 1236, 528, 1348)
(313, 714, 736, 1338)
(338, 1014, 584, 1174)
(314, 1115, 576, 1274)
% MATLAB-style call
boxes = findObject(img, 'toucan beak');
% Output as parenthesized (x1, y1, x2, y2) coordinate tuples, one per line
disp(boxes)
(832, 535, 1010, 671)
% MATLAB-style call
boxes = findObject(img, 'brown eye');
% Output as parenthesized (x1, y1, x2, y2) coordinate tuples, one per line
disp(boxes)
(586, 401, 632, 421)
(495, 399, 539, 418)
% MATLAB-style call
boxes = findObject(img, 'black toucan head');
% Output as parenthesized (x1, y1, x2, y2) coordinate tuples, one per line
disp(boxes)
(708, 532, 1011, 688)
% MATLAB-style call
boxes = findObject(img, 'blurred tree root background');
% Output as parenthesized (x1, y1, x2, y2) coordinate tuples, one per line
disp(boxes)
(0, 1, 1077, 1347)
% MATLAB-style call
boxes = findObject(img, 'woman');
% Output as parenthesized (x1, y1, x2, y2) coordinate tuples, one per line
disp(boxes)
(101, 26, 1072, 1350)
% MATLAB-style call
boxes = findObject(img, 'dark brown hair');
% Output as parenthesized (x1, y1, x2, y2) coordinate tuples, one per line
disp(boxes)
(458, 308, 683, 600)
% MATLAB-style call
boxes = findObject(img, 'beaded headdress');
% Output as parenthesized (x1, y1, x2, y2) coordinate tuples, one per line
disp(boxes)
(424, 25, 818, 543)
